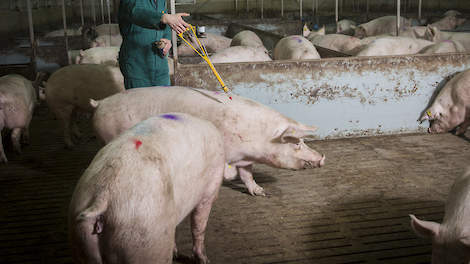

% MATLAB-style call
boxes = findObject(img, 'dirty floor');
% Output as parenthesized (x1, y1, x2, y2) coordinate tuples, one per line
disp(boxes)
(1, 106, 470, 264)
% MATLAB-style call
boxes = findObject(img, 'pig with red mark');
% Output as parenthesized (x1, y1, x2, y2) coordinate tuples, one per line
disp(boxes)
(69, 113, 225, 264)
(274, 35, 320, 60)
(410, 166, 470, 263)
(42, 64, 124, 148)
(419, 69, 470, 135)
(0, 74, 43, 163)
(91, 86, 325, 196)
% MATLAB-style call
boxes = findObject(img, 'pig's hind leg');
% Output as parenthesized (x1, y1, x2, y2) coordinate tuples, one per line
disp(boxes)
(53, 104, 75, 148)
(10, 128, 22, 154)
(0, 124, 7, 163)
(456, 119, 470, 136)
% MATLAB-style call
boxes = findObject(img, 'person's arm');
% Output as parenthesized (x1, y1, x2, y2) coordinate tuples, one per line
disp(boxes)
(120, 0, 166, 29)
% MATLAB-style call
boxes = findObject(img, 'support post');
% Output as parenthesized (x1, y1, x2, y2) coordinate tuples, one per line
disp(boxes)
(396, 0, 400, 36)
(92, 0, 97, 26)
(418, 0, 422, 20)
(235, 0, 237, 14)
(366, 0, 369, 20)
(261, 0, 263, 19)
(61, 0, 70, 64)
(80, 0, 84, 26)
(335, 0, 339, 32)
(26, 0, 36, 77)
(300, 0, 302, 20)
(281, 0, 283, 17)
(246, 0, 248, 13)
(170, 0, 177, 74)
(100, 0, 105, 23)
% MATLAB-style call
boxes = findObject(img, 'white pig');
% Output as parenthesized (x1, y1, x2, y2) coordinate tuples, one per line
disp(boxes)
(0, 74, 41, 163)
(426, 26, 470, 52)
(44, 27, 82, 38)
(356, 36, 433, 56)
(274, 35, 320, 60)
(430, 11, 466, 31)
(418, 40, 466, 54)
(69, 113, 225, 264)
(91, 86, 325, 196)
(207, 46, 271, 63)
(419, 69, 470, 135)
(410, 167, 470, 264)
(354, 16, 413, 38)
(178, 33, 232, 56)
(44, 64, 124, 148)
(91, 34, 123, 48)
(337, 19, 357, 33)
(75, 47, 120, 66)
(230, 30, 268, 53)
(304, 25, 362, 53)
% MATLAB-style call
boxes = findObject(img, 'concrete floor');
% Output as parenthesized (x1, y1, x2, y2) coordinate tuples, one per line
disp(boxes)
(1, 106, 470, 264)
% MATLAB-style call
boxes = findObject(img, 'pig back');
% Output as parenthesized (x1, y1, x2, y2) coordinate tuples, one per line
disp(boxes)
(46, 64, 124, 112)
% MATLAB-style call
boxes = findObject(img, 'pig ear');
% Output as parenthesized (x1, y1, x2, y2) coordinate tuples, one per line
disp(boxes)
(273, 125, 317, 143)
(303, 24, 311, 37)
(409, 214, 440, 239)
(459, 228, 470, 248)
(319, 26, 326, 35)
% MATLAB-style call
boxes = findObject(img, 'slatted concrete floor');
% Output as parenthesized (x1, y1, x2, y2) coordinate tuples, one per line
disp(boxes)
(1, 105, 470, 264)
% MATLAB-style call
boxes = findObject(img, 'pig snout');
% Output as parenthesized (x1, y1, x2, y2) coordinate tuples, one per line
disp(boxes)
(303, 154, 325, 169)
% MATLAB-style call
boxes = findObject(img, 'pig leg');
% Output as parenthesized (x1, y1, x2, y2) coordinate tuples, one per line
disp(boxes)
(71, 109, 82, 140)
(21, 126, 30, 146)
(0, 126, 7, 163)
(239, 164, 266, 196)
(456, 119, 470, 136)
(11, 128, 22, 154)
(54, 105, 74, 148)
(191, 195, 216, 264)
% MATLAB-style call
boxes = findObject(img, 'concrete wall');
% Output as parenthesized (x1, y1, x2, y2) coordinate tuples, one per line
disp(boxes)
(174, 53, 470, 139)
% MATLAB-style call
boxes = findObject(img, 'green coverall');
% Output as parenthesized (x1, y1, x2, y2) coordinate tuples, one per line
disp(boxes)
(118, 0, 172, 89)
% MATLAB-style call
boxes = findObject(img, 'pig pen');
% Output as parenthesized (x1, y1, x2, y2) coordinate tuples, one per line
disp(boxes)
(1, 51, 470, 263)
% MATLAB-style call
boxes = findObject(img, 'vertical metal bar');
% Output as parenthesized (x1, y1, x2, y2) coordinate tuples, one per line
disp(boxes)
(246, 0, 248, 12)
(80, 0, 84, 26)
(100, 0, 104, 23)
(300, 0, 302, 20)
(106, 0, 111, 45)
(281, 0, 283, 17)
(335, 0, 339, 32)
(396, 0, 400, 36)
(61, 0, 69, 64)
(312, 0, 315, 16)
(418, 0, 422, 20)
(261, 0, 263, 19)
(26, 0, 36, 77)
(92, 0, 97, 26)
(235, 0, 237, 13)
(170, 0, 177, 72)
(366, 0, 369, 20)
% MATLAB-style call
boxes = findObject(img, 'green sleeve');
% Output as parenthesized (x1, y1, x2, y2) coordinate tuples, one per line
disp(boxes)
(120, 0, 166, 29)
(163, 25, 172, 40)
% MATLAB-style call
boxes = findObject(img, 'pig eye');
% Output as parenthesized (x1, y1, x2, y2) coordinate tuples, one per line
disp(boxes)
(293, 143, 302, 150)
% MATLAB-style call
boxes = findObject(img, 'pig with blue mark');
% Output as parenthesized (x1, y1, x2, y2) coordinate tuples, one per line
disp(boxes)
(90, 86, 325, 196)
(410, 167, 470, 263)
(69, 113, 225, 264)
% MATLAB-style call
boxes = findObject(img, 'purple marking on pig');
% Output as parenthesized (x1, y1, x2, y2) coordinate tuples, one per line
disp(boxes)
(443, 39, 453, 43)
(214, 91, 220, 95)
(292, 36, 303, 43)
(161, 114, 180, 120)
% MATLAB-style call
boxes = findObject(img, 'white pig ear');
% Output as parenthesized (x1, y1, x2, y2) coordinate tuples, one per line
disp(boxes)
(274, 125, 317, 143)
(303, 24, 311, 37)
(318, 26, 326, 35)
(410, 214, 440, 239)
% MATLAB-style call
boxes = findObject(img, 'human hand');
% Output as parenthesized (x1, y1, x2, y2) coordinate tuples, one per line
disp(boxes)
(160, 38, 172, 55)
(161, 13, 190, 34)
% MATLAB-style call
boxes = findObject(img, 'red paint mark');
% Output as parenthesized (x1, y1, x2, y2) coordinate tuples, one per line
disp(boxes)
(134, 140, 142, 149)
(229, 96, 232, 100)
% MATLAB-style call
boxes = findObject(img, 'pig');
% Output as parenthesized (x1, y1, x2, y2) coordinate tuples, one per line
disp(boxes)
(94, 23, 120, 36)
(355, 36, 433, 56)
(399, 26, 433, 40)
(90, 34, 123, 48)
(354, 16, 413, 38)
(43, 64, 124, 148)
(419, 69, 470, 135)
(91, 86, 325, 196)
(430, 11, 466, 30)
(274, 35, 320, 60)
(44, 27, 82, 38)
(0, 74, 43, 163)
(337, 19, 357, 33)
(177, 33, 232, 56)
(410, 166, 470, 264)
(303, 25, 362, 53)
(69, 113, 225, 264)
(207, 46, 271, 63)
(230, 30, 268, 53)
(75, 47, 120, 66)
(425, 26, 470, 52)
(418, 40, 466, 54)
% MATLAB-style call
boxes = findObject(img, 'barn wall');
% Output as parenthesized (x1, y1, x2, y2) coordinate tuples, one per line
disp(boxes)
(174, 53, 470, 139)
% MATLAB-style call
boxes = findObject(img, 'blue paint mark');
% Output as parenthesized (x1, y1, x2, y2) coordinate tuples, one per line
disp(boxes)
(161, 114, 180, 120)
(292, 36, 302, 43)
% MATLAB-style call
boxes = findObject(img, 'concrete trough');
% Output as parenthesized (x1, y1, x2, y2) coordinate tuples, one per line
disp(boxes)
(175, 53, 470, 139)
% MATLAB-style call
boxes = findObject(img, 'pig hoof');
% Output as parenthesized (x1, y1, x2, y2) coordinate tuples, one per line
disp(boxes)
(173, 246, 178, 259)
(249, 185, 266, 196)
(0, 157, 8, 164)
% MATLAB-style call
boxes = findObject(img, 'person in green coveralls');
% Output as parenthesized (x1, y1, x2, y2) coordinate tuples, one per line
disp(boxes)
(118, 0, 190, 89)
